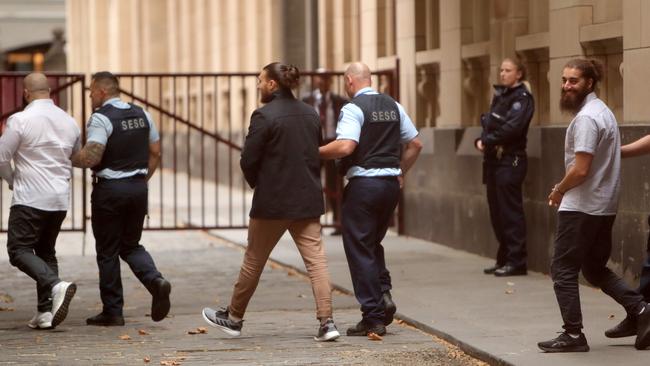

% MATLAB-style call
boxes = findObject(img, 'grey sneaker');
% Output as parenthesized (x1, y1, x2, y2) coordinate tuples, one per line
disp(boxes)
(27, 312, 53, 329)
(202, 307, 243, 337)
(314, 319, 340, 342)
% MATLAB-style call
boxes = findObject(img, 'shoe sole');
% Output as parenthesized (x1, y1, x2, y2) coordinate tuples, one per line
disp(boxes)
(202, 310, 241, 337)
(635, 325, 650, 349)
(605, 331, 636, 338)
(538, 345, 589, 353)
(314, 330, 340, 342)
(151, 280, 171, 322)
(51, 283, 76, 328)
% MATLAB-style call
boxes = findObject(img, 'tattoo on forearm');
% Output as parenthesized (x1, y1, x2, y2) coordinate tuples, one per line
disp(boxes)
(71, 142, 106, 168)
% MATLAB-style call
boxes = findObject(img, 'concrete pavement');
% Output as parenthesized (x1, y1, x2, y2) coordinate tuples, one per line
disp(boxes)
(0, 231, 483, 366)
(213, 228, 650, 366)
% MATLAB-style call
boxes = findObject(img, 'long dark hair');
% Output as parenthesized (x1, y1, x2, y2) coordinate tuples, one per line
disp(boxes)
(263, 62, 300, 91)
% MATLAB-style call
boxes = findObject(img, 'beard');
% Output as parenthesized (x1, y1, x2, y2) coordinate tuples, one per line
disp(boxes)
(260, 90, 274, 104)
(559, 87, 590, 115)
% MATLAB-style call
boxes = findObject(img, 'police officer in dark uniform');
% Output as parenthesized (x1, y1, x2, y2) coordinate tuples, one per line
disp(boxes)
(475, 57, 535, 277)
(72, 71, 171, 326)
(320, 62, 422, 337)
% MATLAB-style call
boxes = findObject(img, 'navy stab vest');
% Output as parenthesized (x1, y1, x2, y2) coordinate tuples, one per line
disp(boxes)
(339, 93, 401, 174)
(91, 103, 150, 173)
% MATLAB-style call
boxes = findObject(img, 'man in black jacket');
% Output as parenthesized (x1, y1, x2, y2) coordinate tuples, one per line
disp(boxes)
(202, 63, 340, 342)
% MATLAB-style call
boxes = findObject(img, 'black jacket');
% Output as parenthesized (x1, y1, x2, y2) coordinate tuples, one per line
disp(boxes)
(241, 89, 324, 219)
(479, 83, 534, 164)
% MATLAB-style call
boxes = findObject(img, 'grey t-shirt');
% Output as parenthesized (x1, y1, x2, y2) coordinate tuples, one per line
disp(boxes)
(559, 93, 620, 215)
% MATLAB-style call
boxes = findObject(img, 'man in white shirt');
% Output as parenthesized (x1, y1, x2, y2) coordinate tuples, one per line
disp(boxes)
(0, 73, 80, 330)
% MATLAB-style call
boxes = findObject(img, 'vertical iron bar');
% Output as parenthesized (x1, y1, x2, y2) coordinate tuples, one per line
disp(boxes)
(200, 76, 205, 228)
(159, 76, 164, 229)
(144, 76, 150, 229)
(241, 75, 246, 226)
(214, 76, 219, 227)
(173, 76, 178, 228)
(186, 77, 191, 227)
(69, 76, 76, 230)
(228, 76, 233, 226)
(81, 75, 88, 235)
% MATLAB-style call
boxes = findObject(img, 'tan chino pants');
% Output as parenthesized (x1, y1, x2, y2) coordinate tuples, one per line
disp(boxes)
(228, 218, 333, 320)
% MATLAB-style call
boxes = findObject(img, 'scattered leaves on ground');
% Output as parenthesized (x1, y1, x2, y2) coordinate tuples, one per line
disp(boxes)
(160, 360, 181, 366)
(506, 282, 515, 286)
(297, 294, 306, 298)
(0, 306, 15, 311)
(0, 293, 14, 303)
(608, 314, 615, 319)
(143, 356, 151, 363)
(119, 334, 132, 340)
(396, 319, 406, 325)
(367, 332, 383, 341)
(187, 327, 207, 335)
(505, 289, 515, 295)
(138, 329, 150, 335)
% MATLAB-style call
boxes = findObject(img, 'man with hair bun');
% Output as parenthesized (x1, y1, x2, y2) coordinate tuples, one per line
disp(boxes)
(538, 58, 650, 352)
(202, 62, 340, 342)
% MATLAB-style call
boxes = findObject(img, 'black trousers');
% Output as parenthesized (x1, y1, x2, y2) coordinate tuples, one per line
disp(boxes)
(341, 176, 399, 326)
(639, 214, 650, 301)
(551, 211, 644, 333)
(484, 158, 527, 269)
(91, 178, 162, 316)
(7, 205, 66, 312)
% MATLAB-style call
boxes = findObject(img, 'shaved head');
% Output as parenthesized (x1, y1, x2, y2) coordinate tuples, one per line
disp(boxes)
(342, 62, 372, 98)
(23, 73, 50, 102)
(24, 73, 50, 93)
(345, 62, 371, 82)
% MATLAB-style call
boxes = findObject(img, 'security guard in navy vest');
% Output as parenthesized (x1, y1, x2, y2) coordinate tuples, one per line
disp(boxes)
(320, 62, 422, 337)
(72, 71, 171, 326)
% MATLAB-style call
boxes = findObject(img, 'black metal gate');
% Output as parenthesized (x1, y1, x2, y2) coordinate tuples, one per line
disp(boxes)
(0, 66, 400, 233)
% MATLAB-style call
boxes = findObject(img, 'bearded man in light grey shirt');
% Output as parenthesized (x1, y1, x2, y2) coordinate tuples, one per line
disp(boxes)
(538, 59, 650, 353)
(0, 73, 80, 330)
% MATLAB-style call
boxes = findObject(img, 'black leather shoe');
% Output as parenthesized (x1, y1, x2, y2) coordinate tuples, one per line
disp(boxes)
(346, 320, 386, 336)
(494, 265, 527, 277)
(483, 264, 503, 274)
(383, 291, 396, 325)
(86, 312, 125, 326)
(605, 314, 636, 338)
(635, 303, 650, 350)
(150, 277, 171, 322)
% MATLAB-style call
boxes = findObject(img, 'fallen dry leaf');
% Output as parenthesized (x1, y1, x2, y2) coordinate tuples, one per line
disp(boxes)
(160, 360, 181, 366)
(0, 306, 15, 311)
(269, 262, 281, 270)
(119, 334, 132, 340)
(197, 327, 207, 334)
(608, 314, 615, 319)
(367, 332, 383, 341)
(396, 319, 406, 325)
(297, 294, 307, 298)
(505, 289, 515, 295)
(138, 329, 150, 335)
(144, 356, 151, 363)
(506, 282, 515, 286)
(187, 329, 199, 335)
(0, 293, 14, 303)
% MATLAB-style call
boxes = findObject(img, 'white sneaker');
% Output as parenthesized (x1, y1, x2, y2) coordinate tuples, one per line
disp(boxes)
(27, 312, 53, 329)
(51, 281, 77, 328)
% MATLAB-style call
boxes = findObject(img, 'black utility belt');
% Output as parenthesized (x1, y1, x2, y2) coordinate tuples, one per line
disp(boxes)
(348, 175, 399, 181)
(93, 174, 146, 184)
